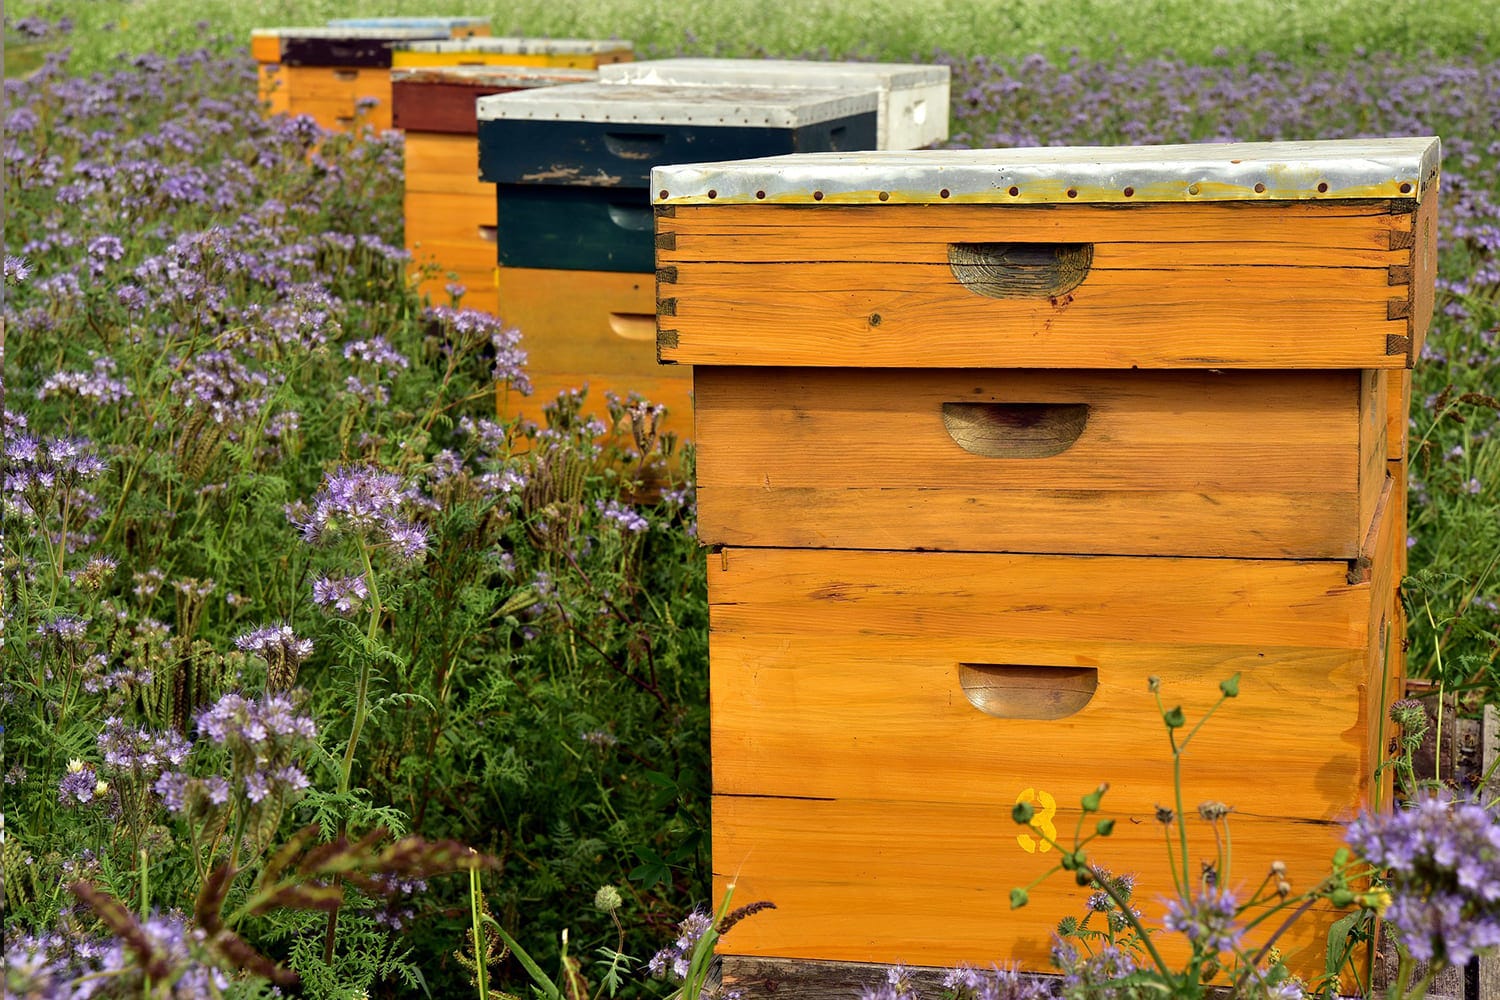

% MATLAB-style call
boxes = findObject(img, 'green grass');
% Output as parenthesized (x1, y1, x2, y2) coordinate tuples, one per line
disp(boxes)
(14, 0, 1496, 73)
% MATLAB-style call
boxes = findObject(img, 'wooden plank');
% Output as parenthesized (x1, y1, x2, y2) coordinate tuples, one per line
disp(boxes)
(693, 367, 1377, 558)
(657, 202, 1408, 262)
(1360, 369, 1390, 544)
(1407, 183, 1440, 363)
(1385, 368, 1412, 460)
(256, 65, 290, 115)
(495, 266, 663, 373)
(709, 546, 1374, 650)
(1390, 458, 1409, 582)
(708, 542, 1389, 818)
(394, 49, 632, 69)
(393, 81, 513, 134)
(497, 369, 694, 446)
(659, 261, 1408, 369)
(499, 186, 655, 272)
(405, 190, 498, 244)
(406, 236, 496, 274)
(403, 133, 488, 196)
(712, 796, 1352, 982)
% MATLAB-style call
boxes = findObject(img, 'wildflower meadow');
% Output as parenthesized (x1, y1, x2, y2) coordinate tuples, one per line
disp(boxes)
(3, 3, 1498, 999)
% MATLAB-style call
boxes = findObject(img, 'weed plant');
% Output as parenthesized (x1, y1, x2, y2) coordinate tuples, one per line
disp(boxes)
(3, 5, 1498, 999)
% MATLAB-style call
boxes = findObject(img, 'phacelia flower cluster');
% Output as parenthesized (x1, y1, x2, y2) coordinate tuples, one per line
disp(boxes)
(287, 464, 430, 561)
(1346, 791, 1500, 966)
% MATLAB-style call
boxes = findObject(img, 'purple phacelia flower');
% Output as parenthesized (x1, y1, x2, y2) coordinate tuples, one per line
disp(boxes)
(58, 761, 101, 806)
(596, 498, 649, 534)
(311, 573, 369, 615)
(1348, 791, 1500, 967)
(1163, 886, 1242, 954)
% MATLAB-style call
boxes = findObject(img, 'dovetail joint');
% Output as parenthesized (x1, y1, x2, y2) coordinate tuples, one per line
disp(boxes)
(654, 205, 676, 218)
(1388, 264, 1413, 286)
(655, 232, 677, 251)
(657, 328, 680, 350)
(1388, 198, 1418, 216)
(1387, 297, 1412, 321)
(657, 266, 678, 284)
(1389, 230, 1417, 251)
(1386, 333, 1412, 360)
(1346, 554, 1373, 586)
(658, 297, 677, 317)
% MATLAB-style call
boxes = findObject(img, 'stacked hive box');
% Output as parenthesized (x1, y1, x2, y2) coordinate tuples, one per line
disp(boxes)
(390, 37, 635, 70)
(475, 83, 882, 440)
(652, 137, 1439, 982)
(597, 57, 951, 151)
(326, 16, 491, 37)
(394, 65, 597, 313)
(252, 26, 453, 130)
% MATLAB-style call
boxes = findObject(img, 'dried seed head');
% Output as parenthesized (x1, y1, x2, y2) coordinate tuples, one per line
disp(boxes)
(1197, 801, 1233, 822)
(1155, 805, 1175, 826)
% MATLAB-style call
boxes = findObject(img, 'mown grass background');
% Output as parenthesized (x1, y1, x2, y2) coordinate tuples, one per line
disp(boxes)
(9, 0, 1496, 74)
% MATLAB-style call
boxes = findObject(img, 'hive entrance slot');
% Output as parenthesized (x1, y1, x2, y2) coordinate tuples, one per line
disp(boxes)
(948, 242, 1093, 298)
(604, 132, 667, 159)
(958, 664, 1098, 720)
(940, 402, 1089, 458)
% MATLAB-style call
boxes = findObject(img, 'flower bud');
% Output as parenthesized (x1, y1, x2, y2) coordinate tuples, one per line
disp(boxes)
(593, 885, 623, 913)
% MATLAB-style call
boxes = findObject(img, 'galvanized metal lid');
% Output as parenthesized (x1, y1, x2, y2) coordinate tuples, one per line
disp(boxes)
(395, 37, 633, 56)
(477, 82, 879, 128)
(251, 26, 446, 40)
(391, 65, 598, 87)
(651, 136, 1442, 205)
(327, 16, 491, 29)
(598, 57, 949, 91)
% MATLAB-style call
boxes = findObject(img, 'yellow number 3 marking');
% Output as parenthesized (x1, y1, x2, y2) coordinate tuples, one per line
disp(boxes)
(1015, 787, 1057, 854)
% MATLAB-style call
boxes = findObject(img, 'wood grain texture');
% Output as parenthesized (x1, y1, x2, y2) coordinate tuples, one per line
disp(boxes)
(693, 367, 1383, 558)
(256, 65, 290, 116)
(657, 202, 1413, 369)
(263, 66, 392, 131)
(658, 260, 1406, 369)
(404, 191, 499, 246)
(1408, 183, 1440, 363)
(1389, 459, 1409, 582)
(711, 796, 1351, 980)
(497, 370, 694, 445)
(403, 133, 489, 197)
(708, 541, 1390, 817)
(393, 81, 520, 134)
(1385, 368, 1412, 460)
(1360, 368, 1390, 544)
(495, 266, 668, 373)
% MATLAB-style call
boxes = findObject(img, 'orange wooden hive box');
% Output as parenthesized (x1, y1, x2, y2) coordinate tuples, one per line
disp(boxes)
(652, 137, 1439, 986)
(393, 65, 598, 314)
(251, 26, 451, 132)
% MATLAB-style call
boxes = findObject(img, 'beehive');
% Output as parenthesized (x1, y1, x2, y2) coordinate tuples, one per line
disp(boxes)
(475, 83, 881, 438)
(653, 137, 1439, 982)
(598, 57, 951, 150)
(390, 37, 635, 70)
(394, 65, 597, 313)
(251, 26, 447, 131)
(326, 16, 491, 37)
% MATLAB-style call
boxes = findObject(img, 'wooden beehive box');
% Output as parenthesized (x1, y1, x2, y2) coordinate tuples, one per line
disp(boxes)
(389, 37, 635, 70)
(326, 16, 492, 38)
(653, 137, 1439, 983)
(475, 83, 880, 439)
(251, 26, 449, 131)
(597, 57, 951, 150)
(394, 65, 597, 313)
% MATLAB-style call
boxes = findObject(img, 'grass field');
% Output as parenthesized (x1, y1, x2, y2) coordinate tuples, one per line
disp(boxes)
(8, 0, 1496, 73)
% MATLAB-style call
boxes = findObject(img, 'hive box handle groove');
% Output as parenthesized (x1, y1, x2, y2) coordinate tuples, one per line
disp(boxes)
(608, 313, 656, 341)
(959, 664, 1099, 720)
(477, 225, 498, 244)
(604, 132, 667, 159)
(949, 242, 1093, 298)
(941, 402, 1090, 458)
(607, 203, 655, 232)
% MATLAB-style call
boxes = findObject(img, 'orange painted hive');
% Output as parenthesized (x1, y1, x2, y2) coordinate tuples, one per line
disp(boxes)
(251, 26, 449, 132)
(651, 137, 1440, 983)
(393, 65, 598, 314)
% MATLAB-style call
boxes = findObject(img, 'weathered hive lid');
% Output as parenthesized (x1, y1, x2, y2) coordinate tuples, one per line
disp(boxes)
(651, 136, 1442, 204)
(477, 82, 879, 128)
(395, 37, 633, 56)
(252, 26, 447, 41)
(598, 57, 949, 91)
(327, 16, 491, 30)
(391, 65, 598, 88)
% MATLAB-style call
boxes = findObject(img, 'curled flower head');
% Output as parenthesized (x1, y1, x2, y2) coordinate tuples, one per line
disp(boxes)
(288, 465, 430, 561)
(234, 623, 313, 690)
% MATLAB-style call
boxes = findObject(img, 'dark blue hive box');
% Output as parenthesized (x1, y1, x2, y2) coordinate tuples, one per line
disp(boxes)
(476, 83, 879, 271)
